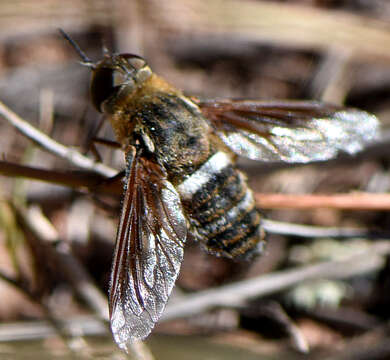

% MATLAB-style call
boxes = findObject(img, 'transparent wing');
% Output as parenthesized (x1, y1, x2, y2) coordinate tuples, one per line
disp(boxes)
(197, 99, 380, 162)
(109, 147, 187, 350)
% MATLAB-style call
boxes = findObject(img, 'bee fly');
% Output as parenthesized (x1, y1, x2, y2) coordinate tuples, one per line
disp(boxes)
(61, 31, 379, 350)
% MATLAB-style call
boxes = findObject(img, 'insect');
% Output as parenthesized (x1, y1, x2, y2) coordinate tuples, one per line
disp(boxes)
(61, 31, 379, 350)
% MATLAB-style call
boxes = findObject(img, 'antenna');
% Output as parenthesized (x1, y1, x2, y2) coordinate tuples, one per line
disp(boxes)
(59, 29, 95, 68)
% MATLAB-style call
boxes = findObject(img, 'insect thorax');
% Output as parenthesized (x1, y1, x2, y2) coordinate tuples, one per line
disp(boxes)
(121, 92, 213, 181)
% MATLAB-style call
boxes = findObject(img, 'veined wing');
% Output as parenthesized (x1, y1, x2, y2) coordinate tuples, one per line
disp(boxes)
(197, 99, 380, 162)
(109, 146, 187, 350)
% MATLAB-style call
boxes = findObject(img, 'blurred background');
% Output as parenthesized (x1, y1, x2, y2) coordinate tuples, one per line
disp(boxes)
(1, 0, 390, 359)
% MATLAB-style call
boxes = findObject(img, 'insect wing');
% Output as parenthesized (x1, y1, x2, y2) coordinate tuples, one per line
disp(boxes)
(109, 147, 187, 350)
(198, 99, 379, 163)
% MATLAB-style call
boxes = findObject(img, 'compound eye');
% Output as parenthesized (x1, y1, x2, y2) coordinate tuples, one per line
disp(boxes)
(90, 54, 150, 113)
(90, 67, 116, 112)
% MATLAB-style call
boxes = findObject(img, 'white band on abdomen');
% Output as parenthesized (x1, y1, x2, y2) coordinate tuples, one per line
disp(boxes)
(177, 151, 232, 200)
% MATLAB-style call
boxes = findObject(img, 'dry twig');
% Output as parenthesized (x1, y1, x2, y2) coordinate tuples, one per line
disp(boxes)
(0, 100, 116, 177)
(256, 193, 390, 210)
(163, 241, 390, 321)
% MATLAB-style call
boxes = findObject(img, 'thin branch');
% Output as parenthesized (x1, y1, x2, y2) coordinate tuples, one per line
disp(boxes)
(0, 316, 106, 342)
(249, 301, 309, 353)
(261, 219, 385, 239)
(0, 100, 117, 177)
(162, 241, 390, 321)
(0, 161, 122, 196)
(256, 193, 390, 210)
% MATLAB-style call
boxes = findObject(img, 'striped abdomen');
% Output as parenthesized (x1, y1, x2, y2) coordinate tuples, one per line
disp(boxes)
(177, 151, 265, 259)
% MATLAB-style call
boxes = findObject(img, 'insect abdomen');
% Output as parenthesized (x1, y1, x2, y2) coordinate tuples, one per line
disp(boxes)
(177, 151, 265, 259)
